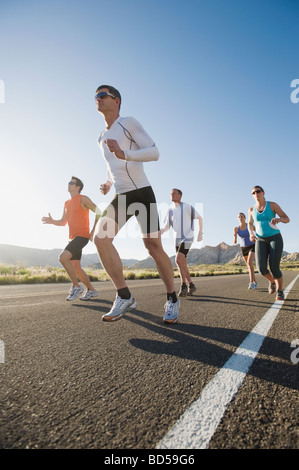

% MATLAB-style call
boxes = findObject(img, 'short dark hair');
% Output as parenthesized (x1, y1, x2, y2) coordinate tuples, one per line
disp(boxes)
(252, 185, 264, 193)
(96, 84, 122, 109)
(72, 176, 84, 193)
(172, 188, 182, 196)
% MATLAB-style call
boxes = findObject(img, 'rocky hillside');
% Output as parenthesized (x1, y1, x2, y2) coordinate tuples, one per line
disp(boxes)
(130, 242, 291, 269)
(281, 252, 299, 261)
(130, 242, 241, 269)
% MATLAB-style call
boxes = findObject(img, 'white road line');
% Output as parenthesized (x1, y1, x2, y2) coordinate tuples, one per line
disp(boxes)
(156, 274, 299, 450)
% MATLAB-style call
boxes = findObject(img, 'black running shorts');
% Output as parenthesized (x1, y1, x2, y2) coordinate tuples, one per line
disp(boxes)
(176, 242, 192, 257)
(65, 236, 89, 260)
(102, 186, 160, 235)
(241, 244, 255, 257)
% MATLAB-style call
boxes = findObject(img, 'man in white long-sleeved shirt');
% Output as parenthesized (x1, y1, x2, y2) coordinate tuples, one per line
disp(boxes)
(161, 188, 203, 297)
(94, 85, 180, 324)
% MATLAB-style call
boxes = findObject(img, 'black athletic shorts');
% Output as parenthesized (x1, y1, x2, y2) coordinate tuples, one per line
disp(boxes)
(102, 186, 160, 235)
(241, 244, 255, 257)
(176, 242, 192, 257)
(65, 236, 89, 260)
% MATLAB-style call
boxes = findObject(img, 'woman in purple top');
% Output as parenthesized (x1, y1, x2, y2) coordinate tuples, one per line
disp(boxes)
(234, 212, 257, 289)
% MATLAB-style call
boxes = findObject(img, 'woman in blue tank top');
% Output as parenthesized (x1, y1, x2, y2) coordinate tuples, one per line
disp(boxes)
(248, 185, 290, 300)
(233, 213, 257, 289)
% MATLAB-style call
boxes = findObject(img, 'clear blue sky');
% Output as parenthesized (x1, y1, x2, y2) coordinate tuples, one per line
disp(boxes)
(0, 0, 298, 260)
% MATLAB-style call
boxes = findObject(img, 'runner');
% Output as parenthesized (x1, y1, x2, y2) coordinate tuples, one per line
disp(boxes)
(94, 85, 180, 324)
(42, 176, 101, 301)
(161, 188, 203, 297)
(248, 185, 290, 300)
(233, 212, 257, 289)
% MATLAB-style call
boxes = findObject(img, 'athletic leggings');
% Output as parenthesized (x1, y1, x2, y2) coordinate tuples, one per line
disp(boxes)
(255, 232, 283, 279)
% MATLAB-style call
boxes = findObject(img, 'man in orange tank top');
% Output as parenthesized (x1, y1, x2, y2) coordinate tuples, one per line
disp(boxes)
(42, 176, 101, 301)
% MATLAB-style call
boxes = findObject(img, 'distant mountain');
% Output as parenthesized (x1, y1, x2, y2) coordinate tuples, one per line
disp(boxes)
(282, 252, 299, 261)
(0, 243, 293, 269)
(130, 242, 291, 269)
(0, 244, 138, 268)
(130, 242, 243, 269)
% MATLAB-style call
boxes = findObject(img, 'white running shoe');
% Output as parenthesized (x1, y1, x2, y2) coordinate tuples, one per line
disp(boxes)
(248, 282, 257, 289)
(66, 286, 84, 301)
(102, 294, 137, 322)
(80, 289, 99, 300)
(163, 298, 180, 324)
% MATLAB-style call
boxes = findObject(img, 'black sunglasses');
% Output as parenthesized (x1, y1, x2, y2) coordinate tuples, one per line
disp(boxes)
(95, 91, 116, 100)
(252, 189, 262, 195)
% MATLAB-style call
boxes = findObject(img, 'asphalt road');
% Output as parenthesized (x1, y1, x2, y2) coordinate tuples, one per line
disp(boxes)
(0, 271, 298, 450)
